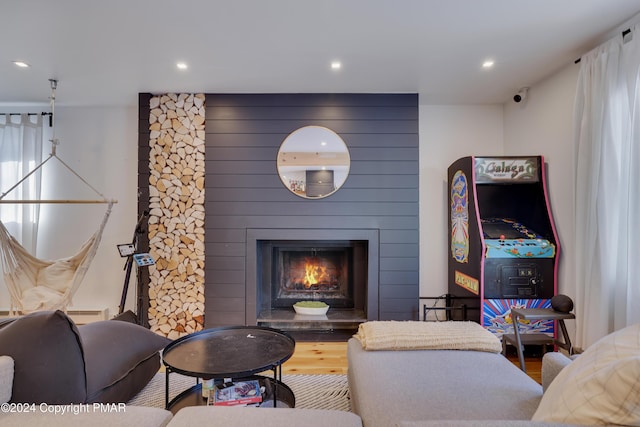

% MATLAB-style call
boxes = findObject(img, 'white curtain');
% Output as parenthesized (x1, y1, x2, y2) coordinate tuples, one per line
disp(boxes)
(574, 24, 640, 349)
(0, 114, 45, 254)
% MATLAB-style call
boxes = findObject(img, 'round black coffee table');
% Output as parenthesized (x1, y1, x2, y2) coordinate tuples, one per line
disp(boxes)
(162, 326, 296, 413)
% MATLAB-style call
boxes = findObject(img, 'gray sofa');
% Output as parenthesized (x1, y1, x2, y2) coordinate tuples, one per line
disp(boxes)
(348, 337, 555, 427)
(0, 310, 171, 404)
(0, 310, 174, 427)
(0, 310, 362, 427)
(0, 330, 563, 427)
(0, 355, 361, 427)
(348, 320, 640, 427)
(5, 313, 635, 426)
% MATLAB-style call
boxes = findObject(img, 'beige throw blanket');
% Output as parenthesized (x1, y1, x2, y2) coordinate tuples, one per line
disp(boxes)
(354, 320, 502, 353)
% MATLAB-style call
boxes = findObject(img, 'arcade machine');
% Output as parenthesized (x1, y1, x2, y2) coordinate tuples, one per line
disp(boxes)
(447, 156, 560, 337)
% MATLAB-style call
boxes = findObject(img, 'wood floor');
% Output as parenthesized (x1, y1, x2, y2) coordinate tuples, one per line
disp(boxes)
(282, 341, 543, 384)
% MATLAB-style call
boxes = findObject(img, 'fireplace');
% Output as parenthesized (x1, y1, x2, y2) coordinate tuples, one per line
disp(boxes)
(269, 241, 363, 309)
(246, 228, 380, 330)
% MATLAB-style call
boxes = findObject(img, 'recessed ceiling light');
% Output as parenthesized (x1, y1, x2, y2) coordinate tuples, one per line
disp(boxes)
(176, 62, 188, 70)
(482, 60, 495, 69)
(13, 61, 30, 68)
(331, 61, 342, 70)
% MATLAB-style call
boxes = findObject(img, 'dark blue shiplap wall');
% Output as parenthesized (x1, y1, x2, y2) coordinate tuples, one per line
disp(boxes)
(203, 94, 419, 326)
(139, 93, 419, 328)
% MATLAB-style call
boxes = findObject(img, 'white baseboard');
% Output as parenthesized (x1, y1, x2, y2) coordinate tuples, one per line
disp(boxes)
(0, 308, 109, 324)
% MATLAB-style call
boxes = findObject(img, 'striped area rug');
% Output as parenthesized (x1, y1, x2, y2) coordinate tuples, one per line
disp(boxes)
(128, 373, 351, 412)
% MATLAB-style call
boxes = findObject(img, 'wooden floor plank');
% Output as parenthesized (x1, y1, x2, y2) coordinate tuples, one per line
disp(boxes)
(282, 342, 348, 375)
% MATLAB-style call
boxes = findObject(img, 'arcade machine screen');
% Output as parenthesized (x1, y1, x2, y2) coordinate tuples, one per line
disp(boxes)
(482, 218, 555, 256)
(483, 219, 532, 239)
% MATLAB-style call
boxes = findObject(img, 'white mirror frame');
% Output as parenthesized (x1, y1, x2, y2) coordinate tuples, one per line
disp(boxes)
(277, 126, 350, 199)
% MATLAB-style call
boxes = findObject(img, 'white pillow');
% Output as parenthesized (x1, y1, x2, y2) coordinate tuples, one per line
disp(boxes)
(532, 322, 640, 425)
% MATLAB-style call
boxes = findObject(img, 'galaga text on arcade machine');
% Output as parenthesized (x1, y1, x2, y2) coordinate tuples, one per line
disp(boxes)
(447, 156, 560, 337)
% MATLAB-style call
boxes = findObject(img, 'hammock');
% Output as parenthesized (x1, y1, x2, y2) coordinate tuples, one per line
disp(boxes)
(0, 201, 113, 315)
(0, 80, 117, 314)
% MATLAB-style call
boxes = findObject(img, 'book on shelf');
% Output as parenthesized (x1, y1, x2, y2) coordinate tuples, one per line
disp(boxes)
(207, 380, 263, 406)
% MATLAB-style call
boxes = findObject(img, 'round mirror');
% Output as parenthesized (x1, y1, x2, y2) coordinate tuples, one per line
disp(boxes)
(277, 126, 350, 199)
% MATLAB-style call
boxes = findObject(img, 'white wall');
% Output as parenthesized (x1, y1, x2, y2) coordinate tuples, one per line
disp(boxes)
(1, 71, 581, 322)
(419, 63, 580, 325)
(503, 63, 579, 302)
(0, 103, 512, 319)
(418, 105, 504, 301)
(0, 106, 140, 316)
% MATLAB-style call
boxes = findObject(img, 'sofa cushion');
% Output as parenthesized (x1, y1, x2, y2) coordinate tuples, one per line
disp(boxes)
(79, 319, 171, 403)
(0, 405, 173, 427)
(540, 352, 573, 392)
(168, 406, 363, 427)
(532, 322, 640, 425)
(347, 338, 542, 427)
(0, 310, 87, 403)
(397, 421, 582, 427)
(0, 356, 14, 404)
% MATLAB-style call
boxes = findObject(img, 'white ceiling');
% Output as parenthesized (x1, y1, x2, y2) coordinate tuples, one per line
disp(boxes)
(2, 0, 640, 107)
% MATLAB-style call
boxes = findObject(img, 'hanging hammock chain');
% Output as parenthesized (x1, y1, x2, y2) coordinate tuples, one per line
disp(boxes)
(0, 79, 115, 203)
(48, 79, 105, 199)
(49, 79, 59, 156)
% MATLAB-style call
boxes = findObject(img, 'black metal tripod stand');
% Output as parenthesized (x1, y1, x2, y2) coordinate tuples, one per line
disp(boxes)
(117, 210, 149, 317)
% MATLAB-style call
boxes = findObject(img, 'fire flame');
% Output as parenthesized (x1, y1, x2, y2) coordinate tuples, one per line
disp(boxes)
(303, 260, 328, 288)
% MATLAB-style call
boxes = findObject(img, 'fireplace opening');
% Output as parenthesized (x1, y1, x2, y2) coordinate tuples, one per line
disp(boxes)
(272, 244, 354, 308)
(257, 239, 368, 317)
